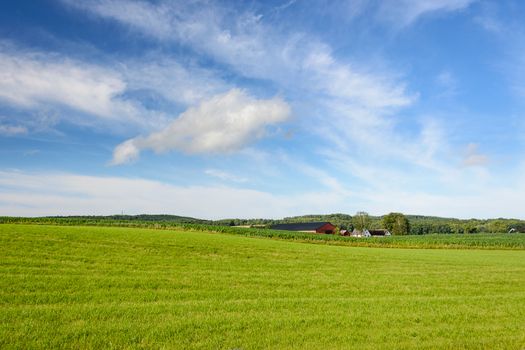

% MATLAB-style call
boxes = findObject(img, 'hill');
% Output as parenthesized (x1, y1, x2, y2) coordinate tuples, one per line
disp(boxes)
(45, 214, 211, 224)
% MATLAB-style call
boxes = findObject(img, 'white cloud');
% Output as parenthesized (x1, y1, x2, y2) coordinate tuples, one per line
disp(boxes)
(0, 47, 145, 124)
(0, 170, 345, 219)
(379, 0, 477, 27)
(354, 185, 525, 219)
(473, 1, 503, 34)
(0, 43, 233, 133)
(57, 0, 489, 205)
(0, 124, 27, 136)
(204, 169, 248, 183)
(67, 0, 176, 40)
(64, 0, 413, 111)
(112, 139, 141, 165)
(73, 0, 420, 167)
(112, 89, 291, 164)
(462, 143, 489, 167)
(436, 70, 459, 97)
(123, 57, 229, 106)
(1, 169, 524, 219)
(300, 44, 414, 110)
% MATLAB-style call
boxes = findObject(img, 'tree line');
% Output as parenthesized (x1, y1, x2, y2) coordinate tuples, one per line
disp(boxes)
(1, 213, 524, 235)
(219, 212, 525, 235)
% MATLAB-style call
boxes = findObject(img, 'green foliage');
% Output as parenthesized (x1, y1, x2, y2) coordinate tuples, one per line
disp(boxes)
(488, 220, 509, 233)
(352, 211, 370, 231)
(2, 213, 525, 236)
(383, 212, 410, 235)
(1, 224, 525, 349)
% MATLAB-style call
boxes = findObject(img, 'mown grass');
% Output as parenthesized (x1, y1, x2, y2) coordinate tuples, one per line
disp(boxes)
(1, 224, 525, 349)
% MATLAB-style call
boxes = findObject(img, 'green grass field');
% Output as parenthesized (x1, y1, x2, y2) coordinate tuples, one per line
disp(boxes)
(1, 224, 525, 349)
(3, 217, 525, 250)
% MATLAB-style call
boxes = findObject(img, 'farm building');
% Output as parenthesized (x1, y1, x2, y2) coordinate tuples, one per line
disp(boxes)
(351, 229, 391, 237)
(509, 225, 525, 233)
(369, 229, 391, 236)
(271, 222, 336, 234)
(351, 229, 370, 237)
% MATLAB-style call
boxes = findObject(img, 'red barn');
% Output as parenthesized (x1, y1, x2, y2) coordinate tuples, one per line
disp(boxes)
(271, 222, 336, 234)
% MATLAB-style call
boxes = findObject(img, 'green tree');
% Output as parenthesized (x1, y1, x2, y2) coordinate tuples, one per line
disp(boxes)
(487, 220, 508, 233)
(382, 212, 410, 235)
(352, 212, 370, 231)
(463, 223, 478, 234)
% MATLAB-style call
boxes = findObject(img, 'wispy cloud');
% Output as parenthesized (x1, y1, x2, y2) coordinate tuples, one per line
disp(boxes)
(0, 170, 346, 219)
(64, 0, 413, 110)
(462, 143, 488, 167)
(0, 44, 146, 126)
(204, 169, 248, 183)
(378, 0, 477, 28)
(471, 4, 525, 100)
(1, 169, 524, 219)
(0, 124, 27, 136)
(112, 89, 291, 164)
(122, 57, 230, 106)
(0, 41, 235, 134)
(436, 70, 459, 97)
(70, 3, 414, 129)
(68, 0, 464, 194)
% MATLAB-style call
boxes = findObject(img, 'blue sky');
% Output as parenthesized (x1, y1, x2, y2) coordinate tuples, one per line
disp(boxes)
(1, 0, 525, 219)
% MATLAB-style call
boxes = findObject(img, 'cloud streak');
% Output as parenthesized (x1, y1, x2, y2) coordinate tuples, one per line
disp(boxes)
(1, 169, 524, 219)
(462, 143, 488, 167)
(378, 0, 477, 27)
(64, 0, 413, 110)
(0, 124, 27, 136)
(0, 170, 345, 219)
(204, 169, 248, 183)
(0, 46, 143, 124)
(66, 0, 469, 203)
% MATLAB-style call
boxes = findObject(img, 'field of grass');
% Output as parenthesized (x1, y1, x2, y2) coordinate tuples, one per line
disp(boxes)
(3, 217, 525, 250)
(1, 224, 525, 349)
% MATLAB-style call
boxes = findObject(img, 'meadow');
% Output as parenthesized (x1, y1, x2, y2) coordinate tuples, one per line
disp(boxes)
(1, 224, 525, 349)
(2, 217, 525, 250)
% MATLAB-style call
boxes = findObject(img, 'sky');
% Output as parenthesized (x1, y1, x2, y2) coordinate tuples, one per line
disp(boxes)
(1, 0, 525, 219)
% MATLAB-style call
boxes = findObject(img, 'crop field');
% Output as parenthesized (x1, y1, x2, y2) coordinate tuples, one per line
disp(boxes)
(3, 217, 525, 250)
(1, 224, 525, 349)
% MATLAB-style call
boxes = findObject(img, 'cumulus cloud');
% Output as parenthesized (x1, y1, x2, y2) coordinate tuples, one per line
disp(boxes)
(462, 143, 489, 167)
(112, 89, 291, 164)
(70, 0, 419, 159)
(58, 0, 475, 197)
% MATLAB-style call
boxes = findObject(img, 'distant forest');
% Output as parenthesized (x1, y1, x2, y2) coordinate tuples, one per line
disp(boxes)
(5, 213, 523, 234)
(216, 213, 525, 234)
